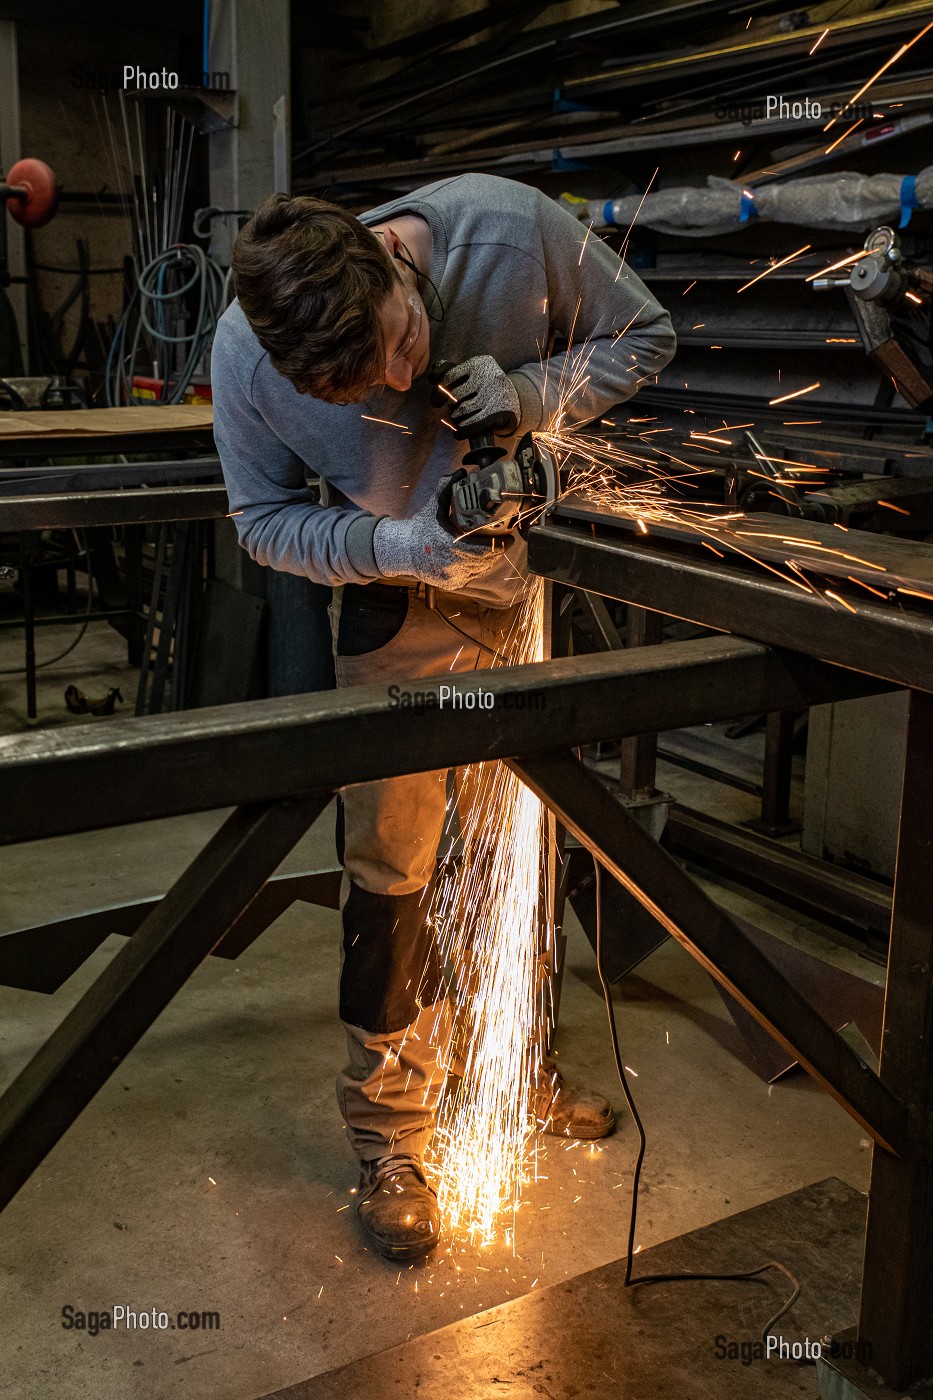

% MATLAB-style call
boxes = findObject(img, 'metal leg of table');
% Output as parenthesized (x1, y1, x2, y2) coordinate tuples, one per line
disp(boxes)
(753, 708, 798, 836)
(19, 536, 37, 721)
(619, 606, 664, 801)
(123, 525, 145, 667)
(0, 790, 332, 1212)
(858, 688, 933, 1389)
(544, 580, 573, 1044)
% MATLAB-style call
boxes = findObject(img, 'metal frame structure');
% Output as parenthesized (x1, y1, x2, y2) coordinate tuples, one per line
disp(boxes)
(527, 509, 933, 1392)
(1, 501, 932, 1387)
(0, 454, 227, 716)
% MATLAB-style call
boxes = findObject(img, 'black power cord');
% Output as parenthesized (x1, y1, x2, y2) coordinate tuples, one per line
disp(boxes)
(592, 857, 801, 1345)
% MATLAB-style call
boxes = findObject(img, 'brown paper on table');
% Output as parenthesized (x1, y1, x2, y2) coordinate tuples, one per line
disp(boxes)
(0, 405, 213, 438)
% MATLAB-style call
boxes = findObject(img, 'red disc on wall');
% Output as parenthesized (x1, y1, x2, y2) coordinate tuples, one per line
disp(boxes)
(5, 158, 58, 228)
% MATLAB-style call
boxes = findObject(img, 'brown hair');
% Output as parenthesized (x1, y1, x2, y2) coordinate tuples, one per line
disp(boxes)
(232, 193, 395, 401)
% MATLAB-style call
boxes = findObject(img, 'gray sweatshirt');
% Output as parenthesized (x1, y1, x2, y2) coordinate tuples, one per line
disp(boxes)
(211, 173, 676, 608)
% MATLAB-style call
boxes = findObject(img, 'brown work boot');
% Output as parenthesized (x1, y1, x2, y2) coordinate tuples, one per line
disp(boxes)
(533, 1058, 616, 1140)
(357, 1153, 441, 1261)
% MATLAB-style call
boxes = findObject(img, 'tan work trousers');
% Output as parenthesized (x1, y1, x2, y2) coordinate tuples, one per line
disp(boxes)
(331, 582, 524, 1161)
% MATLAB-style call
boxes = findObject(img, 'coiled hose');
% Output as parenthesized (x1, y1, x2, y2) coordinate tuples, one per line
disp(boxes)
(105, 245, 230, 406)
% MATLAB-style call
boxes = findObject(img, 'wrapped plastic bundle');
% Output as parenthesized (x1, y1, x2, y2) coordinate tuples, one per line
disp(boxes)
(565, 167, 933, 237)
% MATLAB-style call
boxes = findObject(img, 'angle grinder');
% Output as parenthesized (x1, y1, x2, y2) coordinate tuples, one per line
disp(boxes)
(428, 359, 559, 539)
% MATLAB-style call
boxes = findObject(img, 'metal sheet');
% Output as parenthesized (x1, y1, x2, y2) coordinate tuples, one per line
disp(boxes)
(259, 1178, 865, 1400)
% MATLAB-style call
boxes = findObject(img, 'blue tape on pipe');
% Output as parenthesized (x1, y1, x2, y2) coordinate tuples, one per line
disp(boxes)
(603, 199, 616, 227)
(899, 174, 920, 229)
(739, 188, 758, 224)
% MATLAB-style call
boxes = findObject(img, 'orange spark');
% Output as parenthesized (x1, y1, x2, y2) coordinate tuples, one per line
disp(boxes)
(361, 414, 411, 430)
(824, 119, 863, 155)
(810, 27, 829, 54)
(804, 250, 871, 282)
(876, 499, 911, 515)
(825, 590, 858, 614)
(769, 382, 820, 406)
(752, 453, 827, 469)
(824, 18, 933, 130)
(737, 244, 812, 293)
(848, 575, 888, 601)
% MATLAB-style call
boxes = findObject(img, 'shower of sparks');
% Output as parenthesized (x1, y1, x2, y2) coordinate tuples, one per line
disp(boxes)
(416, 199, 923, 1248)
(426, 581, 551, 1244)
(824, 18, 933, 131)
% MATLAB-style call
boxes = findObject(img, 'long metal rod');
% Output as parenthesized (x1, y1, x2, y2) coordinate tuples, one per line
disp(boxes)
(0, 791, 331, 1212)
(0, 637, 891, 845)
(508, 749, 910, 1158)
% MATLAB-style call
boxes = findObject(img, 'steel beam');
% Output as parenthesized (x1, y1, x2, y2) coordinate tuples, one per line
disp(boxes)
(508, 750, 910, 1159)
(527, 522, 933, 693)
(0, 457, 222, 496)
(0, 792, 331, 1211)
(859, 690, 933, 1387)
(0, 868, 343, 994)
(666, 805, 892, 939)
(0, 638, 891, 845)
(0, 483, 229, 530)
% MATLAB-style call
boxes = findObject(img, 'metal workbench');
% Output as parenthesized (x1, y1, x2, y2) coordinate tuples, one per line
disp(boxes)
(0, 505, 931, 1393)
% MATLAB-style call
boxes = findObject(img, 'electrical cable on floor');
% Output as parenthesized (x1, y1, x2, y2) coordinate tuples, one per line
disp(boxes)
(0, 531, 96, 674)
(592, 856, 801, 1347)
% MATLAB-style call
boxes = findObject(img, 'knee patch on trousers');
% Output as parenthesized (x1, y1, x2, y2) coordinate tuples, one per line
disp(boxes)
(340, 878, 444, 1035)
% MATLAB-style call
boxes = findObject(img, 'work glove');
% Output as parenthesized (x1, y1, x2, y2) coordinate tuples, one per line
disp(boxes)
(373, 475, 505, 591)
(432, 355, 521, 439)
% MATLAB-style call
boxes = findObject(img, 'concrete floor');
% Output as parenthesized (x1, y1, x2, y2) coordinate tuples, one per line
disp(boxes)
(0, 612, 885, 1400)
